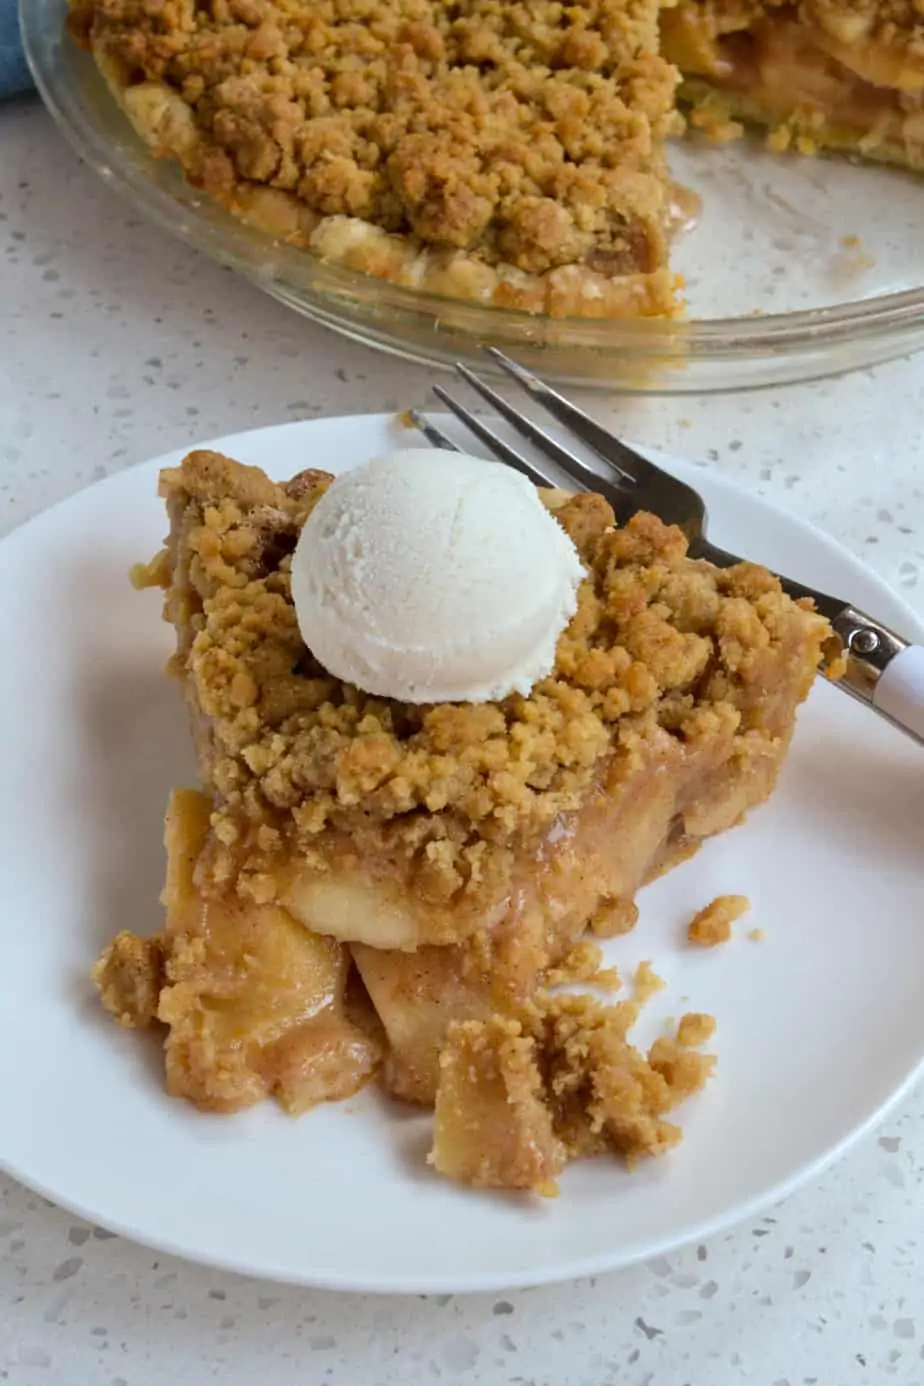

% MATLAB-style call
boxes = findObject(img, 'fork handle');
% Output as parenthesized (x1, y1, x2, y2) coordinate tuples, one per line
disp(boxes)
(832, 608, 924, 745)
(872, 646, 924, 742)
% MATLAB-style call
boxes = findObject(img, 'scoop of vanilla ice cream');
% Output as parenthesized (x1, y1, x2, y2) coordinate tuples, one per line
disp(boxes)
(290, 448, 585, 704)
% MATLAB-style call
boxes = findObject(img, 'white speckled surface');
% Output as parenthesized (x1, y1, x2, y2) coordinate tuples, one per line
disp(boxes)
(2, 97, 924, 1386)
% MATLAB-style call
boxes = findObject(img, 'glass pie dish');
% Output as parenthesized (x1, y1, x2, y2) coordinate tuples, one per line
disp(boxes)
(22, 0, 924, 394)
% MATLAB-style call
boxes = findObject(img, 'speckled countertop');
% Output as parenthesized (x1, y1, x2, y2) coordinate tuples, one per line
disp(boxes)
(2, 97, 924, 1386)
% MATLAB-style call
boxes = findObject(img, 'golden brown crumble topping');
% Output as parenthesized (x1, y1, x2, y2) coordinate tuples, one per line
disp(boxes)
(687, 892, 750, 945)
(544, 939, 621, 988)
(138, 451, 833, 921)
(70, 0, 680, 303)
(431, 989, 716, 1191)
(93, 930, 166, 1028)
(431, 1014, 567, 1192)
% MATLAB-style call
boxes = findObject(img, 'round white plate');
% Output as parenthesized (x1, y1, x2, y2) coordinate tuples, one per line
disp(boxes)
(2, 414, 923, 1294)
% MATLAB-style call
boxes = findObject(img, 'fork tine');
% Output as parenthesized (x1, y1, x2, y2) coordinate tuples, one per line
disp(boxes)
(485, 347, 653, 485)
(407, 409, 460, 452)
(453, 362, 629, 500)
(431, 385, 554, 490)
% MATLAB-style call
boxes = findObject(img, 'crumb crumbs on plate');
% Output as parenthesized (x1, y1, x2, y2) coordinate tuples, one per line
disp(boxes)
(687, 894, 751, 947)
(748, 927, 765, 942)
(676, 1012, 717, 1047)
(634, 959, 666, 1004)
(590, 899, 639, 938)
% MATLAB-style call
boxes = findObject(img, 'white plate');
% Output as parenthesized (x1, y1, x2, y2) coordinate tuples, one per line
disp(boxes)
(1, 414, 923, 1294)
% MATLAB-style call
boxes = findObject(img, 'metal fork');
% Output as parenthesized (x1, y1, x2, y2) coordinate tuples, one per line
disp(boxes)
(409, 348, 924, 746)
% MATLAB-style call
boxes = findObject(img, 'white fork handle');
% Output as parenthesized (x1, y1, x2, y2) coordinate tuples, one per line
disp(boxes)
(833, 608, 924, 747)
(873, 645, 924, 742)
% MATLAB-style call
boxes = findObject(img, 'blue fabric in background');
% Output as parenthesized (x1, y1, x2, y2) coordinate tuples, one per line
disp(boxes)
(1, 0, 33, 99)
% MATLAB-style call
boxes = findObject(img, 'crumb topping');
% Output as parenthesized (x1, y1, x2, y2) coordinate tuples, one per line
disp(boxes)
(93, 930, 166, 1028)
(431, 1014, 566, 1192)
(142, 451, 832, 911)
(71, 0, 680, 279)
(431, 990, 716, 1190)
(527, 991, 714, 1163)
(545, 939, 621, 988)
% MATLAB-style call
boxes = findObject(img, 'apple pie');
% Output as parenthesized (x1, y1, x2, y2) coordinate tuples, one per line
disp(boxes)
(93, 449, 834, 1192)
(67, 0, 923, 321)
(662, 0, 924, 169)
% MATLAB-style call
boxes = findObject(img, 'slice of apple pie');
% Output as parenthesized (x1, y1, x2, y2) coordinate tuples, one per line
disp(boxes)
(95, 448, 834, 1190)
